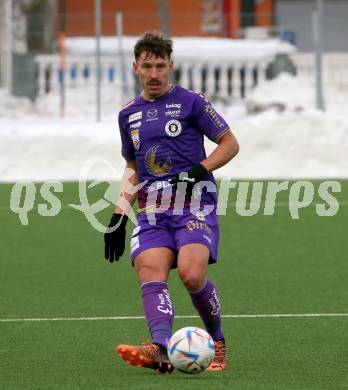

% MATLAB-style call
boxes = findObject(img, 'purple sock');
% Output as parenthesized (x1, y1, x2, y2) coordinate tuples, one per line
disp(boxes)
(189, 279, 224, 341)
(141, 281, 174, 348)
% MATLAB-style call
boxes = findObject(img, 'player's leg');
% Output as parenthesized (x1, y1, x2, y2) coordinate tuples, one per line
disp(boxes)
(177, 243, 224, 340)
(117, 247, 175, 373)
(177, 243, 227, 371)
(135, 247, 175, 349)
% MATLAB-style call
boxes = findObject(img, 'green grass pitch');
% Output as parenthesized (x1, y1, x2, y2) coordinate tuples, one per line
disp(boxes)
(0, 181, 347, 389)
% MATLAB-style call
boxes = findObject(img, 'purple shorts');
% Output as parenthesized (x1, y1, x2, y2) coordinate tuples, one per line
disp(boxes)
(130, 207, 219, 268)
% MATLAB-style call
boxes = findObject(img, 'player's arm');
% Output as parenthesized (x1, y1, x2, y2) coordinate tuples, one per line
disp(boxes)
(104, 159, 138, 263)
(114, 160, 139, 215)
(200, 130, 239, 172)
(169, 130, 238, 186)
(169, 93, 239, 186)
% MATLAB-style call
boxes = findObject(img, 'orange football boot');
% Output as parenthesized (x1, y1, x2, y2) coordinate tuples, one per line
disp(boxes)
(116, 342, 174, 374)
(206, 339, 227, 371)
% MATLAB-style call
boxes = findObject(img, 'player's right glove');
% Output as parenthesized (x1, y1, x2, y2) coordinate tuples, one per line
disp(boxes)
(168, 163, 208, 191)
(104, 213, 128, 263)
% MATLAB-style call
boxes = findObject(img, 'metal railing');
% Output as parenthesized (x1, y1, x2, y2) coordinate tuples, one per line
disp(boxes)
(35, 53, 274, 103)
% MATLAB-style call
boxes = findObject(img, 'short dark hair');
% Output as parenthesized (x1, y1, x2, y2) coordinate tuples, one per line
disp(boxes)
(134, 32, 173, 61)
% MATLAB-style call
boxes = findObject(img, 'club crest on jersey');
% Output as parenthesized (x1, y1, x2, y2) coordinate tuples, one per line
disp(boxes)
(131, 129, 140, 150)
(145, 145, 172, 177)
(165, 119, 182, 137)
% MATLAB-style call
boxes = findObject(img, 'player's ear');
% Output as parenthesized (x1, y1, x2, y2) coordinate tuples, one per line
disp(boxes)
(168, 61, 173, 73)
(133, 61, 138, 75)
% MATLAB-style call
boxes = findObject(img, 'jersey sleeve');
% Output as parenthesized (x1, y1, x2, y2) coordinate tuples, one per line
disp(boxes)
(190, 93, 230, 141)
(118, 111, 136, 161)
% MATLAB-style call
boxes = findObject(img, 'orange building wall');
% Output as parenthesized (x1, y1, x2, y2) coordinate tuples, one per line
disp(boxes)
(255, 0, 273, 27)
(57, 0, 230, 37)
(229, 0, 241, 38)
(56, 0, 272, 38)
(170, 0, 220, 37)
(57, 0, 160, 36)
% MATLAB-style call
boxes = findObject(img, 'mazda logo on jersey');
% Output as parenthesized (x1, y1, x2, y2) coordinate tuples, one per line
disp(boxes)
(147, 109, 157, 118)
(165, 119, 182, 137)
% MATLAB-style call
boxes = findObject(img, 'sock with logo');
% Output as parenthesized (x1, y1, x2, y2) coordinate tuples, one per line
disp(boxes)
(141, 281, 174, 348)
(189, 279, 224, 341)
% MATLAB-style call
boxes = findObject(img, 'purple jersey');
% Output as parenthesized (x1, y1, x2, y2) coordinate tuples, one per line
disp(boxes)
(118, 85, 230, 209)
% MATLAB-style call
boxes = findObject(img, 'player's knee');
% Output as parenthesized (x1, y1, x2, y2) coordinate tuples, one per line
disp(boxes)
(179, 271, 205, 291)
(137, 264, 165, 283)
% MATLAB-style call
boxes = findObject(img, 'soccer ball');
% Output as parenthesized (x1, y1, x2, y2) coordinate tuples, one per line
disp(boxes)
(167, 326, 215, 374)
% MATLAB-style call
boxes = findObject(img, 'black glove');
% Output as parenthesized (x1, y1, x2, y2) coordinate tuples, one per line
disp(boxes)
(104, 213, 128, 262)
(168, 163, 208, 191)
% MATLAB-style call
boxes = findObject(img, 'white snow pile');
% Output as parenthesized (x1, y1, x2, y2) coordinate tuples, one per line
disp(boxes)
(246, 72, 348, 115)
(65, 36, 295, 60)
(216, 110, 348, 179)
(1, 109, 348, 182)
(0, 88, 36, 118)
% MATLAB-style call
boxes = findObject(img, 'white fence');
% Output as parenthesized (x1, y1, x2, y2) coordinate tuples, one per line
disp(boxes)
(35, 53, 273, 102)
(35, 52, 348, 103)
(291, 53, 348, 91)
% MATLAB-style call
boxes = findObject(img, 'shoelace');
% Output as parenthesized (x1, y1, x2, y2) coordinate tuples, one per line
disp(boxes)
(214, 341, 226, 363)
(140, 342, 160, 361)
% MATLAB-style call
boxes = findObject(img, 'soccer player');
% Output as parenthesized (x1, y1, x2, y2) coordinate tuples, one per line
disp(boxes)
(104, 32, 239, 373)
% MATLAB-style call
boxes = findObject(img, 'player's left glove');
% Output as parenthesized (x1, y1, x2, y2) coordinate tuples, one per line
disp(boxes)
(168, 163, 208, 191)
(104, 213, 128, 263)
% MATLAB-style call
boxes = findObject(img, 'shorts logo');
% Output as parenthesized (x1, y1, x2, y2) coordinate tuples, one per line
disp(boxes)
(165, 119, 182, 137)
(195, 210, 205, 221)
(130, 236, 139, 253)
(186, 220, 211, 234)
(130, 223, 140, 253)
(129, 111, 142, 123)
(131, 129, 140, 150)
(203, 234, 212, 244)
(132, 226, 141, 236)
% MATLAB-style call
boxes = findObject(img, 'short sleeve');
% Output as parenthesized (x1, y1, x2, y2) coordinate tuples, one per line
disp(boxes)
(118, 111, 136, 161)
(190, 93, 230, 141)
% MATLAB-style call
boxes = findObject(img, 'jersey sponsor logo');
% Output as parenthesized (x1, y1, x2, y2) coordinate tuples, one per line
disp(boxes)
(131, 129, 140, 150)
(145, 145, 172, 177)
(165, 119, 182, 137)
(165, 109, 181, 116)
(148, 180, 172, 193)
(128, 111, 142, 123)
(204, 103, 225, 129)
(166, 103, 181, 109)
(130, 120, 141, 129)
(146, 108, 158, 121)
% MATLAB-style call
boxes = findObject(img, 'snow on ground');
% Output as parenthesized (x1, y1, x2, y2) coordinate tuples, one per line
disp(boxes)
(1, 72, 348, 182)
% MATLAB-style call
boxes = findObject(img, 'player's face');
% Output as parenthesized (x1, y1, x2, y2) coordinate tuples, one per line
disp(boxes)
(133, 51, 173, 99)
